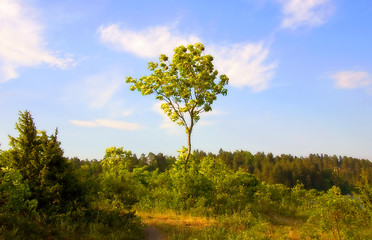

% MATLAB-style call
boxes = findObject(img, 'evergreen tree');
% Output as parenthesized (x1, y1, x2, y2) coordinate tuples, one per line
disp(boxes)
(7, 111, 81, 212)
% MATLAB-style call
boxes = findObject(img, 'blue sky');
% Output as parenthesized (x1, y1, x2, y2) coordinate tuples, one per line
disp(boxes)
(1, 0, 371, 160)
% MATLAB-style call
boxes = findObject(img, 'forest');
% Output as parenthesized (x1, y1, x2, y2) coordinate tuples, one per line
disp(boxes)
(1, 110, 371, 239)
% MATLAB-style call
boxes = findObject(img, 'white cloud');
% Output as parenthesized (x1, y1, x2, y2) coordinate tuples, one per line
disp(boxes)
(70, 119, 143, 130)
(99, 24, 276, 92)
(210, 43, 277, 91)
(122, 109, 133, 117)
(201, 109, 225, 117)
(198, 120, 214, 127)
(152, 102, 183, 134)
(198, 109, 225, 127)
(278, 0, 334, 30)
(331, 71, 372, 89)
(82, 69, 123, 109)
(0, 0, 73, 83)
(63, 68, 135, 120)
(98, 24, 200, 58)
(152, 102, 225, 134)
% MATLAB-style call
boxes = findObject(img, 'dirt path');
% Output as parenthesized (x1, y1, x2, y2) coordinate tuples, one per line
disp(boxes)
(145, 225, 163, 240)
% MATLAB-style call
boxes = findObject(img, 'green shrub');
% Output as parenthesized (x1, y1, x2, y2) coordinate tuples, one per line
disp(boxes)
(302, 186, 371, 239)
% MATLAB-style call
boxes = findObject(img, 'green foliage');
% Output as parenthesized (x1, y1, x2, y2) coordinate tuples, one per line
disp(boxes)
(96, 147, 145, 211)
(169, 157, 214, 212)
(135, 150, 259, 216)
(0, 112, 145, 239)
(199, 157, 259, 214)
(102, 146, 137, 172)
(5, 111, 82, 212)
(254, 183, 292, 217)
(2, 111, 372, 239)
(126, 43, 228, 126)
(355, 170, 372, 219)
(147, 152, 175, 172)
(211, 150, 372, 193)
(126, 43, 229, 165)
(0, 166, 37, 214)
(302, 186, 371, 239)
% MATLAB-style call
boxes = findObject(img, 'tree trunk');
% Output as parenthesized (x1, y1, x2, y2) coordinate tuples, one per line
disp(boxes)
(184, 110, 194, 171)
(185, 130, 191, 170)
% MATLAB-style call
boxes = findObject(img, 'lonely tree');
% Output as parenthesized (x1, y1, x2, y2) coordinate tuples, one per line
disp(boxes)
(126, 43, 229, 168)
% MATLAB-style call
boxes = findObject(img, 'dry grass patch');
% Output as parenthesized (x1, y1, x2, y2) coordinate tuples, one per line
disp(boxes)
(137, 210, 307, 240)
(137, 210, 215, 229)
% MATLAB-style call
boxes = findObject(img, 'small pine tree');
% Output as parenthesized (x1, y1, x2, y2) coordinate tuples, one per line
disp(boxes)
(7, 111, 81, 212)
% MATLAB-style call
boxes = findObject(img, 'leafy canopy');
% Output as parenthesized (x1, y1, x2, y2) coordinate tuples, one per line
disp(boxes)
(126, 43, 229, 133)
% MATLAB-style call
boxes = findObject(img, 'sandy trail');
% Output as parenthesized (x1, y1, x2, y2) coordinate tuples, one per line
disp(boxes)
(145, 225, 163, 240)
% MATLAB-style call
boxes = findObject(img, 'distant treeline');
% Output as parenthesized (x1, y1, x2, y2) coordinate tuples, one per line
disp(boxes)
(70, 149, 372, 194)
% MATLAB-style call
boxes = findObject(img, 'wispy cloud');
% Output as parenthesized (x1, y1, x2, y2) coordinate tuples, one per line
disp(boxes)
(152, 102, 225, 134)
(210, 43, 277, 91)
(198, 109, 225, 127)
(83, 69, 123, 109)
(62, 67, 134, 119)
(201, 109, 226, 117)
(98, 24, 276, 91)
(98, 24, 200, 58)
(122, 109, 133, 117)
(70, 119, 143, 130)
(152, 103, 183, 134)
(0, 0, 74, 83)
(63, 68, 123, 109)
(278, 0, 334, 30)
(198, 120, 214, 127)
(331, 71, 372, 89)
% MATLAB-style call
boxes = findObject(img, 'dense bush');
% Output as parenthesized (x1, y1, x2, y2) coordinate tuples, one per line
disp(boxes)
(0, 111, 145, 239)
(134, 150, 259, 215)
(302, 186, 371, 239)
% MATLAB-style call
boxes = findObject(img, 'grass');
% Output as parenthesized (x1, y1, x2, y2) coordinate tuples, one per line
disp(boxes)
(138, 210, 215, 229)
(137, 210, 305, 240)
